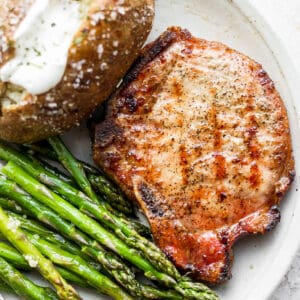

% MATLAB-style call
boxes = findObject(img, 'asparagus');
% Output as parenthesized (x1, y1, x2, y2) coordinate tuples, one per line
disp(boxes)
(35, 153, 135, 216)
(0, 206, 80, 300)
(0, 256, 59, 300)
(6, 211, 83, 257)
(25, 232, 133, 300)
(33, 154, 146, 235)
(0, 143, 170, 276)
(23, 142, 133, 214)
(0, 197, 27, 215)
(48, 137, 100, 203)
(2, 162, 174, 283)
(23, 143, 100, 174)
(3, 216, 180, 300)
(0, 228, 181, 300)
(0, 178, 182, 299)
(54, 268, 87, 288)
(2, 162, 219, 300)
(0, 176, 142, 297)
(29, 139, 176, 278)
(0, 279, 12, 292)
(0, 241, 89, 288)
(87, 173, 134, 216)
(48, 138, 153, 241)
(0, 241, 29, 270)
(31, 155, 76, 186)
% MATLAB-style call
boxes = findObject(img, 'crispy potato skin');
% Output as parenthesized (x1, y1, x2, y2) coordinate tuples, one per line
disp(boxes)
(0, 0, 154, 143)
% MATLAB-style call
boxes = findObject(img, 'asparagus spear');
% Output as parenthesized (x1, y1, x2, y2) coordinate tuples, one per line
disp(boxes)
(16, 139, 178, 278)
(4, 143, 142, 237)
(23, 143, 100, 174)
(87, 173, 134, 216)
(0, 256, 59, 300)
(2, 162, 219, 300)
(0, 176, 142, 297)
(6, 211, 82, 257)
(0, 220, 181, 300)
(0, 178, 181, 299)
(23, 142, 133, 214)
(0, 144, 170, 275)
(0, 206, 80, 300)
(0, 279, 13, 292)
(48, 138, 154, 242)
(33, 153, 135, 216)
(0, 241, 90, 288)
(0, 241, 29, 270)
(48, 137, 100, 203)
(2, 162, 174, 283)
(3, 214, 180, 300)
(0, 197, 26, 215)
(25, 232, 133, 300)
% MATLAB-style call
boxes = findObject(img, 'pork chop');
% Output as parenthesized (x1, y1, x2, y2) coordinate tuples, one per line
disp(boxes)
(92, 27, 295, 284)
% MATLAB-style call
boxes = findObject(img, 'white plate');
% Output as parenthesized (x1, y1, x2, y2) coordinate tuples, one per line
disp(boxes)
(2, 1, 300, 300)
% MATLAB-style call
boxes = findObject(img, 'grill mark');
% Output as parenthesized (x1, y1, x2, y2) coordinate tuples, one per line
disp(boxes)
(211, 93, 226, 180)
(244, 95, 261, 187)
(249, 162, 261, 188)
(179, 144, 189, 186)
(214, 153, 227, 179)
(172, 80, 183, 98)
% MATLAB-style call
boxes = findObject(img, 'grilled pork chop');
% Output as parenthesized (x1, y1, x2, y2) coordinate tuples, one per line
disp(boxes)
(92, 27, 295, 284)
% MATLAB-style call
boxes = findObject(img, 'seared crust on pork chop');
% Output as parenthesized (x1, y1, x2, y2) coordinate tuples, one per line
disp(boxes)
(93, 27, 295, 284)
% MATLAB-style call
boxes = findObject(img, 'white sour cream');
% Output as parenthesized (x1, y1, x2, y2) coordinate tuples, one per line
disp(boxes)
(0, 0, 84, 95)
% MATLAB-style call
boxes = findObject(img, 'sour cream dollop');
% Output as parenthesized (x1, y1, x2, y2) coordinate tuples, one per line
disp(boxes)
(0, 0, 84, 95)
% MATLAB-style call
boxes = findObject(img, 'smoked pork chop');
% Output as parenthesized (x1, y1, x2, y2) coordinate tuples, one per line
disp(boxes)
(92, 27, 295, 284)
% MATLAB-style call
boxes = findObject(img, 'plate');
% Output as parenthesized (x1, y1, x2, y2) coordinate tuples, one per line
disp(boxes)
(2, 1, 300, 300)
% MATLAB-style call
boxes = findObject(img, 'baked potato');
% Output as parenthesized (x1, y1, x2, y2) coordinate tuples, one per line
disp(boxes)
(0, 0, 154, 143)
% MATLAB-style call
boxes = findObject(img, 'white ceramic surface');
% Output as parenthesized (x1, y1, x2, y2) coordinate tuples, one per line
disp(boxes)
(1, 1, 300, 299)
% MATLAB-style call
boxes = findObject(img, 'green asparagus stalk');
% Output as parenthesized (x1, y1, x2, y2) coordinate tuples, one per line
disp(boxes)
(0, 197, 27, 215)
(1, 213, 181, 300)
(0, 206, 80, 300)
(1, 143, 141, 236)
(22, 139, 177, 278)
(48, 137, 100, 203)
(6, 211, 82, 257)
(54, 268, 87, 288)
(2, 162, 219, 300)
(4, 211, 113, 273)
(23, 142, 133, 214)
(0, 178, 182, 299)
(87, 173, 134, 216)
(31, 155, 76, 186)
(48, 141, 180, 279)
(0, 241, 90, 288)
(0, 241, 30, 270)
(0, 221, 181, 300)
(14, 156, 147, 237)
(0, 175, 94, 247)
(0, 176, 143, 297)
(0, 279, 13, 292)
(25, 232, 133, 300)
(34, 153, 135, 216)
(48, 138, 153, 242)
(23, 143, 100, 174)
(2, 162, 175, 284)
(0, 256, 59, 300)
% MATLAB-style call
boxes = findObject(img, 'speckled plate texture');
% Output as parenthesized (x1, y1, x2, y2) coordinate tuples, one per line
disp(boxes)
(2, 1, 300, 299)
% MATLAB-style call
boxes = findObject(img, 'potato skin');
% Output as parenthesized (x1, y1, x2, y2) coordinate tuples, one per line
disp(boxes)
(0, 0, 154, 143)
